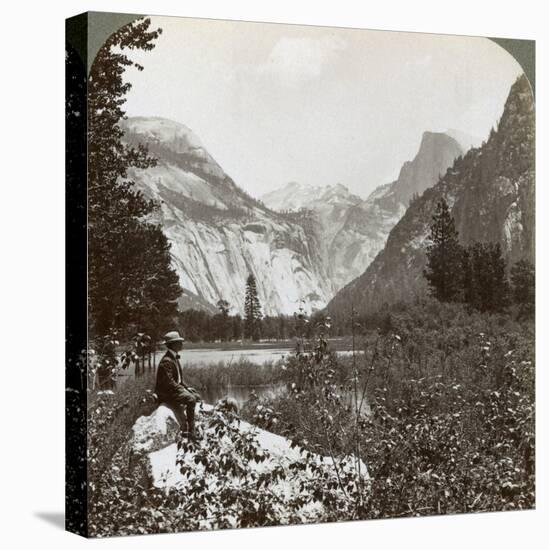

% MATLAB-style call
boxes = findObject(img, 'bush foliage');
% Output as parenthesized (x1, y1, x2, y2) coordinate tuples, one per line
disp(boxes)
(88, 300, 534, 535)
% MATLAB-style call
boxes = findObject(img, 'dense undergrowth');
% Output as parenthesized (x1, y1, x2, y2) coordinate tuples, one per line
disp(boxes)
(243, 301, 535, 517)
(87, 300, 534, 535)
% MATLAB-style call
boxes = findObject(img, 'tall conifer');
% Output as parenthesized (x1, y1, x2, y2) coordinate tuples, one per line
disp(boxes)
(462, 242, 509, 313)
(244, 274, 262, 341)
(423, 199, 463, 302)
(511, 259, 534, 317)
(87, 18, 181, 339)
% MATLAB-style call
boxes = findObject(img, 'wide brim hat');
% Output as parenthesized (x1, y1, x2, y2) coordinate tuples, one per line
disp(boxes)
(163, 330, 185, 345)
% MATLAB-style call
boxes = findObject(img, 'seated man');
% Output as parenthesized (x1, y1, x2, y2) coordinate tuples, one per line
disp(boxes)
(155, 331, 201, 438)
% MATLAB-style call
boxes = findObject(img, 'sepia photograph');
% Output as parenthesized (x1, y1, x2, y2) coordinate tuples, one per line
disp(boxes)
(65, 11, 535, 538)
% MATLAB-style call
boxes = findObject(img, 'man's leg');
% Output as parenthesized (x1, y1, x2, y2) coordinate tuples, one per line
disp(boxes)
(165, 401, 189, 434)
(185, 400, 196, 434)
(175, 388, 198, 436)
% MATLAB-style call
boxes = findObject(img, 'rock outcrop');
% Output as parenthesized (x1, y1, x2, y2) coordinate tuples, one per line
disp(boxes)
(122, 117, 332, 315)
(127, 402, 367, 526)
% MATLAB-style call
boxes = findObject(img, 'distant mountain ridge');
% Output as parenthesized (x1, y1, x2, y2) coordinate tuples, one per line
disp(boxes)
(326, 75, 534, 321)
(121, 116, 332, 316)
(121, 116, 475, 316)
(260, 181, 362, 213)
(263, 131, 463, 291)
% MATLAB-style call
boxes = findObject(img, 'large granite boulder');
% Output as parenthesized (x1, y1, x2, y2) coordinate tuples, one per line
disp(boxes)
(127, 402, 368, 525)
(130, 404, 181, 455)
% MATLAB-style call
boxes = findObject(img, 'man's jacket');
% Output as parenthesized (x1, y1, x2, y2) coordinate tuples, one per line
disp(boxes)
(154, 351, 187, 402)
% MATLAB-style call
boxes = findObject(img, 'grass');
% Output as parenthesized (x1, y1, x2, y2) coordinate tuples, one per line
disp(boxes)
(181, 358, 287, 391)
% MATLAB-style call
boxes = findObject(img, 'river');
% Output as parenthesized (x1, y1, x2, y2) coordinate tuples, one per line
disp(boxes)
(126, 343, 360, 371)
(114, 343, 363, 409)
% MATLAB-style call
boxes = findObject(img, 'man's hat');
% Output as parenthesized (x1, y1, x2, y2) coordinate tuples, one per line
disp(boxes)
(163, 330, 185, 345)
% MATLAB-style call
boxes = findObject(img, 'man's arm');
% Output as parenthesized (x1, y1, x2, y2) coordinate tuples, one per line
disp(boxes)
(158, 359, 181, 394)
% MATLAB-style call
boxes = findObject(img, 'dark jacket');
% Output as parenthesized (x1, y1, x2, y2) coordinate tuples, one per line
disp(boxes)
(154, 351, 187, 402)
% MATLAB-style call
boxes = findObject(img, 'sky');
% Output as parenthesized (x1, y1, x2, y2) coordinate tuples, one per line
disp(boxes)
(123, 16, 522, 199)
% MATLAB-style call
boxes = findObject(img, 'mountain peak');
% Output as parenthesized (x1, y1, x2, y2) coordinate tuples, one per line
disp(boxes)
(122, 116, 203, 151)
(320, 183, 361, 204)
(284, 181, 311, 192)
(326, 76, 535, 320)
(330, 183, 350, 194)
(261, 182, 361, 213)
(386, 130, 463, 205)
(418, 130, 461, 152)
(420, 130, 441, 140)
(121, 115, 228, 182)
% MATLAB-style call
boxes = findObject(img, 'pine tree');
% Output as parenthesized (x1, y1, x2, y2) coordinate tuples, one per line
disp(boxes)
(217, 299, 230, 316)
(132, 226, 182, 341)
(244, 274, 262, 341)
(87, 18, 181, 339)
(511, 259, 535, 318)
(423, 199, 463, 302)
(217, 299, 231, 341)
(487, 243, 510, 312)
(232, 315, 243, 341)
(464, 242, 509, 313)
(277, 315, 287, 340)
(460, 245, 474, 305)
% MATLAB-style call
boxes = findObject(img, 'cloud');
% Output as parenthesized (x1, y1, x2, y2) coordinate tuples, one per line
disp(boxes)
(405, 54, 433, 68)
(257, 35, 347, 85)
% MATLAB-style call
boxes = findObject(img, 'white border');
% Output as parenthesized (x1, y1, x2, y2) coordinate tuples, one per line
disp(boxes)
(1, 1, 546, 547)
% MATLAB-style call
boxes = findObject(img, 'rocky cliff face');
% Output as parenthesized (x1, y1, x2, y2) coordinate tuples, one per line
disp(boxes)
(261, 182, 364, 290)
(122, 117, 332, 316)
(326, 75, 535, 320)
(122, 116, 466, 316)
(263, 132, 462, 292)
(260, 181, 361, 214)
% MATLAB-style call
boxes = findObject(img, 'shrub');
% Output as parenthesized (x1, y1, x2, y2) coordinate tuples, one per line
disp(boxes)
(243, 301, 535, 518)
(88, 371, 157, 533)
(88, 300, 535, 534)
